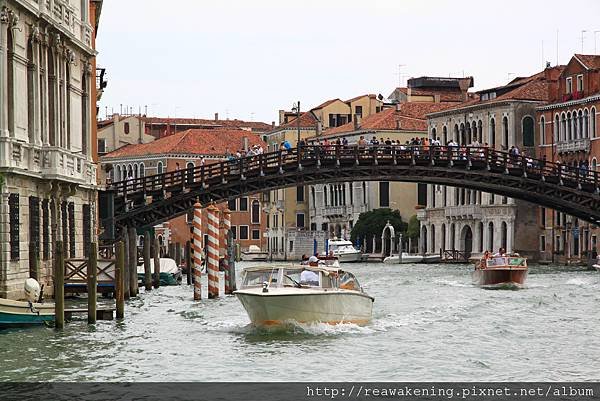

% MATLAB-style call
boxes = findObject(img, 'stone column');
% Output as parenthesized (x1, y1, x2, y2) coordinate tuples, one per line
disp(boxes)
(473, 221, 482, 255)
(507, 219, 515, 253)
(482, 220, 489, 252)
(0, 7, 11, 137)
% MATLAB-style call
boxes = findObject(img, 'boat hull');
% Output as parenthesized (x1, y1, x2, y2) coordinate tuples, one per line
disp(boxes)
(0, 298, 54, 327)
(234, 290, 374, 327)
(472, 268, 528, 289)
(383, 254, 423, 264)
(241, 252, 269, 261)
(593, 264, 600, 272)
(334, 252, 362, 263)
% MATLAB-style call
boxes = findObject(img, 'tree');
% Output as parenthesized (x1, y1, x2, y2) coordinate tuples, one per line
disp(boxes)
(350, 208, 407, 251)
(406, 215, 420, 240)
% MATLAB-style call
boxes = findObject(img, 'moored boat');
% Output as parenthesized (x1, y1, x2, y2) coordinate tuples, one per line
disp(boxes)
(241, 245, 269, 261)
(0, 279, 54, 327)
(383, 252, 423, 264)
(327, 239, 362, 262)
(137, 258, 182, 286)
(234, 263, 374, 327)
(472, 254, 528, 289)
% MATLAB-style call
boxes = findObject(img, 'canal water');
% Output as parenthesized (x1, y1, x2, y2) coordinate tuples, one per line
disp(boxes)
(1, 262, 598, 381)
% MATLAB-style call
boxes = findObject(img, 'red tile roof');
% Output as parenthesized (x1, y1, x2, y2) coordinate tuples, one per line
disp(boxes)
(345, 94, 377, 103)
(103, 129, 265, 159)
(312, 98, 342, 110)
(98, 116, 272, 132)
(574, 54, 600, 70)
(278, 111, 319, 129)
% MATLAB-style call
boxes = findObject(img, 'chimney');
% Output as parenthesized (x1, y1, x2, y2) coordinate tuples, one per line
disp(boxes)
(243, 136, 249, 151)
(214, 112, 219, 121)
(434, 94, 441, 103)
(279, 110, 286, 125)
(316, 121, 322, 136)
(395, 103, 401, 112)
(353, 114, 361, 130)
(271, 121, 276, 128)
(396, 119, 402, 130)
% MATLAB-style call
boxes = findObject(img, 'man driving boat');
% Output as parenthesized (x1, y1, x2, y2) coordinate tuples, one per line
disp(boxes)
(300, 256, 320, 286)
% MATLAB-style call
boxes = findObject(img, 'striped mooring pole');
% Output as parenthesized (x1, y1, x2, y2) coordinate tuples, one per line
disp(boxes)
(222, 208, 232, 294)
(206, 204, 220, 298)
(192, 202, 203, 300)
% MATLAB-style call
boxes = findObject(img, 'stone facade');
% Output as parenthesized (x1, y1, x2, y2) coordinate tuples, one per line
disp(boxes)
(0, 0, 101, 299)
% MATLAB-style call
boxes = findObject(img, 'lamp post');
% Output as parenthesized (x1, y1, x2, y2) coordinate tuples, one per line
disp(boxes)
(292, 101, 301, 146)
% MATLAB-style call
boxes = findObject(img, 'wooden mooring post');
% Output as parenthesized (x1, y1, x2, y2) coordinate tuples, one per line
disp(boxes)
(153, 238, 161, 289)
(192, 202, 203, 300)
(128, 227, 138, 297)
(206, 204, 220, 298)
(227, 230, 237, 293)
(88, 242, 98, 324)
(143, 232, 152, 291)
(115, 241, 125, 319)
(54, 241, 65, 329)
(123, 233, 131, 299)
(222, 209, 232, 294)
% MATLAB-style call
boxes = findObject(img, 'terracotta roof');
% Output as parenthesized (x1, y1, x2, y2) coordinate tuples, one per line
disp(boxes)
(103, 129, 265, 159)
(312, 98, 342, 110)
(345, 94, 377, 103)
(574, 54, 600, 70)
(322, 102, 457, 136)
(277, 111, 319, 130)
(98, 116, 272, 132)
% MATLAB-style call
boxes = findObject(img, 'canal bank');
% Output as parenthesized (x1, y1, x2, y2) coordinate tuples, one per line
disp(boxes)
(0, 262, 598, 382)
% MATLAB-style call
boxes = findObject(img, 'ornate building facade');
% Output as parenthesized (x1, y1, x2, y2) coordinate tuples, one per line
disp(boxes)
(0, 0, 102, 299)
(419, 66, 563, 261)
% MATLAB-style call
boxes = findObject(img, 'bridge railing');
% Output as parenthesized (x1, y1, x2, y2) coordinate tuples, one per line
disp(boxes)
(108, 145, 599, 198)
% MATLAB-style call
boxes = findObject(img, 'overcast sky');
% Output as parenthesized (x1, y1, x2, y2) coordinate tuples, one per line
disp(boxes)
(97, 0, 600, 123)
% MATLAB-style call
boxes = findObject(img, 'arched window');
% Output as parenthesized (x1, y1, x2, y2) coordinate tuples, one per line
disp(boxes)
(251, 200, 260, 224)
(566, 112, 572, 141)
(454, 124, 459, 143)
(27, 39, 35, 142)
(478, 222, 484, 252)
(311, 187, 316, 205)
(539, 116, 546, 145)
(116, 165, 122, 182)
(471, 121, 477, 143)
(65, 60, 71, 150)
(134, 163, 138, 179)
(460, 123, 466, 145)
(81, 73, 88, 155)
(441, 223, 446, 250)
(124, 122, 130, 135)
(431, 127, 437, 140)
(489, 118, 496, 147)
(502, 116, 509, 149)
(554, 114, 559, 143)
(442, 126, 448, 144)
(501, 222, 508, 250)
(450, 223, 456, 249)
(592, 158, 597, 171)
(477, 120, 483, 142)
(592, 107, 597, 138)
(140, 163, 145, 177)
(186, 161, 194, 184)
(578, 110, 583, 139)
(488, 222, 494, 251)
(522, 116, 534, 147)
(583, 109, 589, 138)
(127, 164, 133, 179)
(430, 224, 436, 253)
(157, 161, 164, 175)
(324, 185, 328, 205)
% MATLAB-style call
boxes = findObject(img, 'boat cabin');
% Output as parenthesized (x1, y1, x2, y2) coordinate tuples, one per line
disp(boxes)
(478, 256, 527, 269)
(240, 266, 362, 292)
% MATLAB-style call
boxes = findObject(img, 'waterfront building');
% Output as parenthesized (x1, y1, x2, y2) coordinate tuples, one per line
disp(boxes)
(388, 76, 474, 104)
(0, 0, 103, 299)
(420, 66, 564, 261)
(536, 54, 600, 264)
(101, 128, 267, 256)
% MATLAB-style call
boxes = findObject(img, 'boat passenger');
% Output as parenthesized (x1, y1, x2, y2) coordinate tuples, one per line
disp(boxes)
(493, 247, 506, 257)
(300, 256, 320, 286)
(300, 254, 309, 265)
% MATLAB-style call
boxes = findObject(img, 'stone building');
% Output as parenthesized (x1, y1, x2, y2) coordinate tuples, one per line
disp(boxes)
(536, 54, 600, 264)
(101, 128, 268, 256)
(0, 0, 103, 299)
(419, 66, 564, 261)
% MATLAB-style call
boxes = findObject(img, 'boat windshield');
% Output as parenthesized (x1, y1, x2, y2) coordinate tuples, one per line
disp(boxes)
(486, 257, 527, 267)
(242, 269, 278, 287)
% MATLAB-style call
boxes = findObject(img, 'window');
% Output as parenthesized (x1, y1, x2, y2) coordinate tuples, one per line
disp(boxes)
(355, 105, 363, 117)
(296, 185, 304, 202)
(296, 213, 305, 228)
(83, 204, 91, 258)
(29, 197, 40, 270)
(502, 116, 509, 149)
(140, 163, 145, 177)
(540, 236, 546, 252)
(239, 197, 248, 211)
(157, 161, 164, 174)
(522, 116, 534, 146)
(42, 199, 50, 260)
(251, 229, 260, 240)
(566, 77, 572, 94)
(228, 199, 236, 211)
(251, 200, 260, 224)
(489, 118, 496, 147)
(539, 116, 546, 145)
(592, 107, 596, 138)
(124, 122, 130, 135)
(379, 182, 390, 207)
(27, 41, 34, 142)
(231, 226, 237, 240)
(9, 194, 19, 260)
(239, 226, 249, 240)
(576, 75, 583, 92)
(321, 223, 328, 232)
(540, 207, 546, 227)
(98, 139, 106, 154)
(68, 203, 76, 258)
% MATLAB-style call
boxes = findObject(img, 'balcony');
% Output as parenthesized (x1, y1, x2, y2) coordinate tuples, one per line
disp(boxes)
(444, 205, 483, 220)
(557, 138, 590, 153)
(96, 68, 107, 101)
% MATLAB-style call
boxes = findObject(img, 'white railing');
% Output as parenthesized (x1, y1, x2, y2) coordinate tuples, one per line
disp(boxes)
(557, 138, 590, 153)
(444, 205, 482, 219)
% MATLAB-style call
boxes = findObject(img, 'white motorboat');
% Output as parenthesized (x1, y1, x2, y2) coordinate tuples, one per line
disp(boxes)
(593, 264, 600, 272)
(241, 245, 269, 261)
(234, 264, 374, 327)
(383, 252, 423, 264)
(137, 257, 182, 285)
(327, 239, 362, 263)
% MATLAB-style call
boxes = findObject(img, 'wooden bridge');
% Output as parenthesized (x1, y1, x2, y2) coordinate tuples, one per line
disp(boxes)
(100, 145, 600, 237)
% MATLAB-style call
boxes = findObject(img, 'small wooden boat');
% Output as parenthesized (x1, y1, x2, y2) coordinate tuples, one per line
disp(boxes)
(0, 298, 54, 327)
(473, 254, 528, 289)
(383, 252, 423, 264)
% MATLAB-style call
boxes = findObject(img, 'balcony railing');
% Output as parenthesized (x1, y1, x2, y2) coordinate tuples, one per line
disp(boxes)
(557, 138, 590, 153)
(444, 205, 482, 220)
